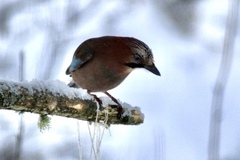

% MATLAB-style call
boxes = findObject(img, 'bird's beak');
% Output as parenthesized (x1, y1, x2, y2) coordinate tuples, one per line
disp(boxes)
(145, 63, 161, 76)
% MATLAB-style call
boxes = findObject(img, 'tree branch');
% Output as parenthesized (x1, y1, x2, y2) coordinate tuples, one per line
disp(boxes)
(0, 80, 144, 125)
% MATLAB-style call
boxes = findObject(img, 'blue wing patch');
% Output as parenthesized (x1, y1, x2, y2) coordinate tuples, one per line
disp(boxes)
(69, 56, 83, 72)
(66, 50, 93, 75)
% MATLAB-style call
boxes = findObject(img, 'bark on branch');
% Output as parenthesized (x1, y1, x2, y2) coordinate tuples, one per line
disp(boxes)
(0, 80, 144, 125)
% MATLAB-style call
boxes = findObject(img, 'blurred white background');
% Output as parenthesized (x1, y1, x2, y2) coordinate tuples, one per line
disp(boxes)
(0, 0, 240, 160)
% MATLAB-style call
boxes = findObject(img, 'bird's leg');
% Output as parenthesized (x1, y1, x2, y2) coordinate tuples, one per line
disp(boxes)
(104, 92, 123, 119)
(87, 91, 104, 110)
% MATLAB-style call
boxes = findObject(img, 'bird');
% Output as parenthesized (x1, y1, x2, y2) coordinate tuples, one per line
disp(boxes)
(66, 36, 160, 118)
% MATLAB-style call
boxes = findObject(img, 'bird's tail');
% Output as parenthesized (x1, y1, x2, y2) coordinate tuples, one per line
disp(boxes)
(67, 80, 79, 88)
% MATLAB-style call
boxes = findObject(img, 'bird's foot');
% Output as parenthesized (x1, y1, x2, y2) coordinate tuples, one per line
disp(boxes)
(104, 92, 123, 119)
(116, 105, 123, 119)
(87, 91, 104, 110)
(88, 91, 123, 118)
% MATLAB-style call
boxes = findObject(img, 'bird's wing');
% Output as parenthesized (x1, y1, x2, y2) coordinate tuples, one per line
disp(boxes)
(66, 50, 93, 75)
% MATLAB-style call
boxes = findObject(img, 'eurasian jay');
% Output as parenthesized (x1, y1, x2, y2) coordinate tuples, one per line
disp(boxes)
(66, 36, 160, 117)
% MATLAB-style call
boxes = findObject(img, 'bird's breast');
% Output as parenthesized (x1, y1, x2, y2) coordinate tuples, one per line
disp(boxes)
(71, 61, 131, 92)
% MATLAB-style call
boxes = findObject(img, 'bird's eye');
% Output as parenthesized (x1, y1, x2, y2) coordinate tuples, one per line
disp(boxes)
(133, 53, 142, 61)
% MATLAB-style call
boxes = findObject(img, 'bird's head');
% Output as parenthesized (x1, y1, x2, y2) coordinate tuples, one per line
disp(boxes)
(125, 38, 161, 76)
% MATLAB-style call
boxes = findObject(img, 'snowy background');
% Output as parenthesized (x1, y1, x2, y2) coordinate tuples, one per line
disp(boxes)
(1, 0, 240, 160)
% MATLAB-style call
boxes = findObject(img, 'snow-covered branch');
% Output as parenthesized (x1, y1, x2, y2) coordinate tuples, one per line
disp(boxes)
(0, 80, 144, 125)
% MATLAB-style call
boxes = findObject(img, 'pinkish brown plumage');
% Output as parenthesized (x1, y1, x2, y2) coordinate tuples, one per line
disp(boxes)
(66, 36, 160, 118)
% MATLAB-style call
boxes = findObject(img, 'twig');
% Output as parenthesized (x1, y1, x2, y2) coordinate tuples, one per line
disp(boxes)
(0, 80, 144, 125)
(208, 1, 239, 159)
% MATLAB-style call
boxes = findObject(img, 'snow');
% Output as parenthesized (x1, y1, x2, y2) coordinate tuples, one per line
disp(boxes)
(0, 79, 92, 100)
(0, 79, 139, 118)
